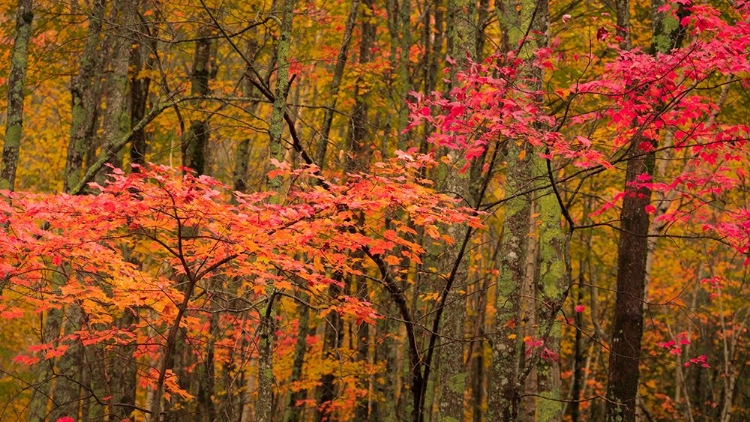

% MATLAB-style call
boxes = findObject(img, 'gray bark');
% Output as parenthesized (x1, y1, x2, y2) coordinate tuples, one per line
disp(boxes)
(97, 0, 134, 182)
(266, 0, 294, 189)
(65, 0, 106, 193)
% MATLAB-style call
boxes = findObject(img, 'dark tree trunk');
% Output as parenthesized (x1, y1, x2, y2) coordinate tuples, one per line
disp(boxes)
(605, 3, 687, 421)
(182, 25, 214, 175)
(129, 1, 158, 167)
(605, 140, 654, 422)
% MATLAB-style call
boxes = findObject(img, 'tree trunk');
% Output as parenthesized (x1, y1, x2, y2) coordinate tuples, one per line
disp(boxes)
(130, 1, 158, 167)
(97, 0, 134, 181)
(605, 2, 687, 420)
(286, 295, 311, 422)
(65, 0, 105, 193)
(315, 0, 360, 169)
(182, 24, 214, 176)
(0, 0, 33, 191)
(604, 144, 653, 422)
(266, 0, 294, 189)
(49, 304, 85, 421)
(436, 0, 477, 420)
(30, 1, 106, 420)
(528, 5, 566, 421)
(488, 1, 540, 419)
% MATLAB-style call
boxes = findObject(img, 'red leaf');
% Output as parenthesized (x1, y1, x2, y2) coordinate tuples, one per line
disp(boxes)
(597, 27, 609, 41)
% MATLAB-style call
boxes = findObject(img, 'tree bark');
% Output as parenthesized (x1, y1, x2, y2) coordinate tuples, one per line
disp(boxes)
(65, 0, 106, 193)
(182, 24, 214, 176)
(436, 1, 477, 420)
(605, 141, 653, 422)
(605, 2, 687, 420)
(604, 9, 647, 419)
(130, 1, 158, 167)
(0, 0, 33, 191)
(97, 0, 134, 182)
(266, 0, 294, 189)
(488, 1, 540, 419)
(315, 0, 360, 169)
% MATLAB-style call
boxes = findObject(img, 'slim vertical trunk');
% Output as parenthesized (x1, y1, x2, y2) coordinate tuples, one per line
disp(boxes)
(233, 37, 262, 194)
(436, 1, 477, 419)
(569, 282, 585, 422)
(196, 312, 218, 422)
(27, 308, 62, 422)
(605, 3, 687, 421)
(1, 0, 33, 191)
(488, 1, 539, 419)
(65, 0, 105, 193)
(286, 296, 311, 422)
(384, 0, 412, 150)
(182, 24, 214, 176)
(354, 282, 372, 421)
(266, 0, 294, 189)
(48, 305, 85, 421)
(97, 0, 134, 181)
(605, 142, 653, 422)
(315, 285, 344, 421)
(109, 310, 137, 420)
(256, 2, 294, 419)
(315, 0, 360, 169)
(130, 2, 158, 167)
(257, 294, 278, 422)
(604, 7, 646, 417)
(345, 0, 375, 173)
(528, 5, 566, 421)
(30, 1, 106, 420)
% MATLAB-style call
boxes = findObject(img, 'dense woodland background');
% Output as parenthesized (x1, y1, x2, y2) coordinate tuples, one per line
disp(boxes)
(0, 0, 748, 421)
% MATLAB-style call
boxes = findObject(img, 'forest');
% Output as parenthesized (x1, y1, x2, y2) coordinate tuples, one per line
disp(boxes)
(0, 0, 748, 421)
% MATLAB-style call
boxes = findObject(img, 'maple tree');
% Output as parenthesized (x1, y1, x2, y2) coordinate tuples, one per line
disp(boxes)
(0, 0, 748, 421)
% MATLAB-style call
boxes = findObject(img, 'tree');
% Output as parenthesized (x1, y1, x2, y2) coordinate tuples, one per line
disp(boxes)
(0, 0, 33, 192)
(1, 1, 750, 421)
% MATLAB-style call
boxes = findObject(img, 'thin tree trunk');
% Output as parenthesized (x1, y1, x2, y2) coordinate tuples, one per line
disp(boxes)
(605, 2, 687, 420)
(315, 0, 360, 169)
(30, 1, 107, 420)
(196, 312, 218, 422)
(528, 5, 566, 420)
(605, 132, 654, 422)
(286, 295, 311, 422)
(266, 0, 294, 189)
(436, 1, 477, 419)
(233, 36, 263, 194)
(27, 309, 61, 422)
(130, 1, 158, 167)
(0, 0, 33, 191)
(49, 305, 85, 421)
(182, 24, 214, 176)
(488, 1, 539, 419)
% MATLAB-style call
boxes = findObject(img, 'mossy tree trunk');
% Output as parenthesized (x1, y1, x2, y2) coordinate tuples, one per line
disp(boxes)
(0, 0, 33, 192)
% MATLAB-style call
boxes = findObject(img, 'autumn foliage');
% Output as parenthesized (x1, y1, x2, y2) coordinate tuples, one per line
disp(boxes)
(0, 0, 749, 421)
